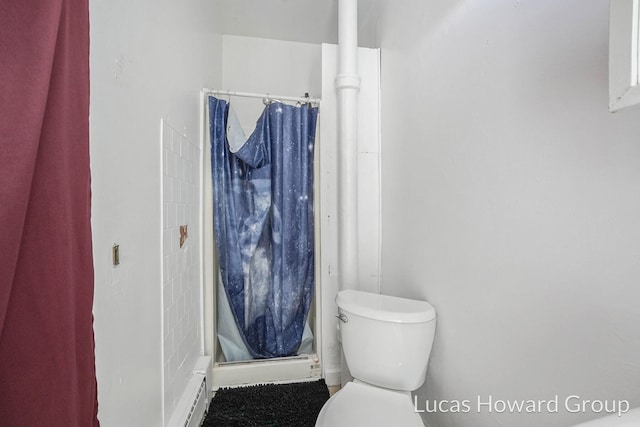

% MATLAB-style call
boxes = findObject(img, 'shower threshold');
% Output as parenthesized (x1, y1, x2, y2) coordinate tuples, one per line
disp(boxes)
(212, 353, 321, 390)
(217, 354, 310, 366)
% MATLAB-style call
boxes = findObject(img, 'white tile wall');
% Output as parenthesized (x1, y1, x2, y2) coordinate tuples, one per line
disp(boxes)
(161, 119, 201, 423)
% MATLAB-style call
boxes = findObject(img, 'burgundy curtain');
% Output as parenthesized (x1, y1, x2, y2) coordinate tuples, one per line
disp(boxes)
(0, 1, 99, 426)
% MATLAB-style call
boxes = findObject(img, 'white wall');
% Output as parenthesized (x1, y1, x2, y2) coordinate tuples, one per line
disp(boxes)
(221, 35, 322, 131)
(89, 0, 221, 425)
(212, 0, 382, 48)
(376, 1, 640, 426)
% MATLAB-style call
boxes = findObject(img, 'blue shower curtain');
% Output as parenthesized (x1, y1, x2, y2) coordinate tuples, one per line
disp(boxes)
(209, 96, 318, 359)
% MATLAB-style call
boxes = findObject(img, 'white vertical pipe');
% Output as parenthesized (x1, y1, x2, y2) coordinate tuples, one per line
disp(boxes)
(336, 0, 360, 292)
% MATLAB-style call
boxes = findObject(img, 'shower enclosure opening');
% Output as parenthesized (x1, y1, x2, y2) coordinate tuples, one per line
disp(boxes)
(202, 90, 323, 388)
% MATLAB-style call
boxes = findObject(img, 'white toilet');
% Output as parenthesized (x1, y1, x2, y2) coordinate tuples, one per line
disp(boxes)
(316, 289, 437, 427)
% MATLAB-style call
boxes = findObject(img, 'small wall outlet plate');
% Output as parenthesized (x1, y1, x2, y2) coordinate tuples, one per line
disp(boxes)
(112, 244, 120, 266)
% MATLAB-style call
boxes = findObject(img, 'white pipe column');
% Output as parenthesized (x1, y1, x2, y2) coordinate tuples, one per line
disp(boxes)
(336, 0, 360, 292)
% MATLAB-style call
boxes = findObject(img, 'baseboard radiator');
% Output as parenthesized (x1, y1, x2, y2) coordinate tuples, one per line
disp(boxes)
(185, 376, 207, 427)
(168, 356, 212, 427)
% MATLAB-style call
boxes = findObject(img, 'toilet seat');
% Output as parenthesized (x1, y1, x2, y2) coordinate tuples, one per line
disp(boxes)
(315, 381, 424, 427)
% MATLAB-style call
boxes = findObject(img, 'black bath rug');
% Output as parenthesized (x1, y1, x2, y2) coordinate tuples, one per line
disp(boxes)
(202, 379, 330, 427)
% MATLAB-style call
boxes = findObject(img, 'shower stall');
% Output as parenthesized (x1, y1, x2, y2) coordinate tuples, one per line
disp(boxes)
(202, 87, 324, 388)
(198, 34, 381, 390)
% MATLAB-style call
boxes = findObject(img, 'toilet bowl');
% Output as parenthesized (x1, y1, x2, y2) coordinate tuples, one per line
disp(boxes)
(316, 381, 424, 427)
(316, 290, 437, 427)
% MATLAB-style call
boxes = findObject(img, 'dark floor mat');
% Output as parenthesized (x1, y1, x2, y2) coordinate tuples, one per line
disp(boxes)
(202, 379, 330, 427)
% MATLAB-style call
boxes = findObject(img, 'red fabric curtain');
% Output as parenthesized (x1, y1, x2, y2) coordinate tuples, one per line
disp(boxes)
(0, 1, 99, 425)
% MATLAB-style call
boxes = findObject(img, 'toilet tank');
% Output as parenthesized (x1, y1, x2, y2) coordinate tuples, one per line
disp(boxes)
(336, 290, 437, 392)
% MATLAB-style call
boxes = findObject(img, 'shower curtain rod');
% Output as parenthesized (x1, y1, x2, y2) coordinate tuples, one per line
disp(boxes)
(204, 88, 321, 105)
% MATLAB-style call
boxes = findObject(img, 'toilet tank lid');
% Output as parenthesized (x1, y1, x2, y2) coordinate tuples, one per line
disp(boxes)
(336, 290, 436, 323)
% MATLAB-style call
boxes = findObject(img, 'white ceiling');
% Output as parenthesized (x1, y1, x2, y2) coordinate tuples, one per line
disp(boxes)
(212, 0, 382, 47)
